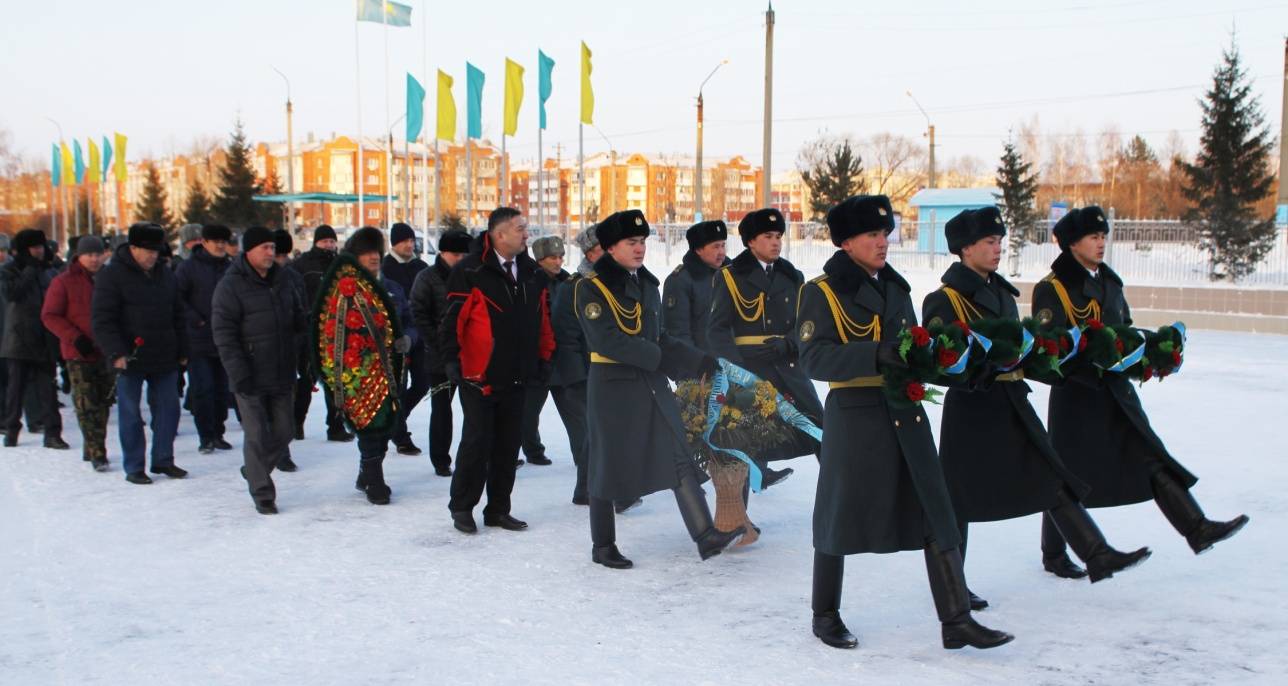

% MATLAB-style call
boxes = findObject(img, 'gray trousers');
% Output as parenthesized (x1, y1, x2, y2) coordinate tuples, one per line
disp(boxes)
(235, 390, 294, 502)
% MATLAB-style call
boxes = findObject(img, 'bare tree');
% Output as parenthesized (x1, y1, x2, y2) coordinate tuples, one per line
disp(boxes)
(861, 133, 926, 206)
(1096, 124, 1123, 204)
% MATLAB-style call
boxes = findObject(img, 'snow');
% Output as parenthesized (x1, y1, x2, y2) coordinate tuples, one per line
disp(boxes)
(2, 332, 1284, 683)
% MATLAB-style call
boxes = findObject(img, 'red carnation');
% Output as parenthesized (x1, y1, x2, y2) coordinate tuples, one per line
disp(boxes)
(1171, 350, 1182, 367)
(1077, 335, 1088, 352)
(909, 326, 931, 347)
(338, 277, 357, 297)
(1141, 366, 1154, 382)
(1043, 340, 1060, 356)
(325, 296, 339, 312)
(343, 348, 362, 369)
(326, 344, 335, 359)
(133, 337, 145, 347)
(345, 309, 365, 330)
(312, 386, 319, 393)
(716, 394, 727, 404)
(374, 311, 388, 328)
(1114, 339, 1125, 354)
(1059, 336, 1071, 353)
(346, 333, 367, 352)
(905, 382, 926, 402)
(323, 318, 337, 338)
(936, 347, 960, 368)
(1086, 319, 1105, 331)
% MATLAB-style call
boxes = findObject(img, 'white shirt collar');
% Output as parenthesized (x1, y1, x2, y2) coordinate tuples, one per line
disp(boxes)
(391, 251, 414, 264)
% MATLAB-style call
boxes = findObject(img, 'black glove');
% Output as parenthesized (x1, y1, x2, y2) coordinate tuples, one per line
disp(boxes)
(746, 337, 793, 363)
(876, 340, 907, 370)
(444, 361, 463, 386)
(393, 335, 412, 354)
(73, 335, 96, 358)
(699, 355, 719, 376)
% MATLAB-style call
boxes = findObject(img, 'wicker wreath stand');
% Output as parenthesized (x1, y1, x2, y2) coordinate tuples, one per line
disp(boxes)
(709, 459, 759, 546)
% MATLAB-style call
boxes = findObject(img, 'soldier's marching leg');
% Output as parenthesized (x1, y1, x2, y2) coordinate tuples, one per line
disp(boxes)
(1150, 471, 1249, 555)
(589, 498, 631, 569)
(672, 468, 744, 561)
(924, 544, 1014, 650)
(811, 551, 857, 649)
(1041, 512, 1088, 579)
(1045, 489, 1152, 582)
(958, 522, 988, 611)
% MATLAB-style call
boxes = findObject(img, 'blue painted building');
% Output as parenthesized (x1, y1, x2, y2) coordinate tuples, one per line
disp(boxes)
(908, 187, 1001, 253)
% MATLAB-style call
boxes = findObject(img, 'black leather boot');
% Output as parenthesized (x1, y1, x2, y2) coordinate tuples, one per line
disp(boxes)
(1151, 472, 1249, 555)
(674, 470, 744, 560)
(590, 497, 632, 568)
(958, 523, 988, 611)
(1047, 500, 1152, 583)
(924, 545, 1014, 650)
(811, 551, 857, 649)
(356, 456, 391, 505)
(1041, 512, 1088, 579)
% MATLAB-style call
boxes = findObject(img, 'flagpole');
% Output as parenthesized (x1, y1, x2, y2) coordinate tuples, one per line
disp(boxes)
(578, 123, 585, 231)
(383, 4, 392, 229)
(74, 184, 81, 236)
(466, 140, 473, 228)
(88, 182, 94, 234)
(500, 134, 507, 206)
(354, 1, 365, 229)
(537, 124, 543, 228)
(404, 135, 411, 221)
(433, 139, 440, 228)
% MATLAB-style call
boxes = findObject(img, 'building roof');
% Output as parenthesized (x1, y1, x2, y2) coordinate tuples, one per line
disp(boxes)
(908, 187, 1000, 207)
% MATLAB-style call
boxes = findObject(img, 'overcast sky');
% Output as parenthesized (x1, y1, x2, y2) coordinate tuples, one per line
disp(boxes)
(2, 0, 1285, 176)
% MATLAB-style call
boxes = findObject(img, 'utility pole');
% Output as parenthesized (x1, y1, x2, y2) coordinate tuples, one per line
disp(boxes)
(1278, 37, 1287, 207)
(695, 59, 728, 222)
(762, 3, 774, 209)
(907, 90, 936, 189)
(272, 66, 296, 231)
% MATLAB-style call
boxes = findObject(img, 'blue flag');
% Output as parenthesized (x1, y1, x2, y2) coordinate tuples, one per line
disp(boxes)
(538, 50, 555, 131)
(102, 135, 113, 177)
(466, 62, 485, 140)
(406, 73, 426, 141)
(51, 144, 61, 188)
(357, 0, 412, 26)
(73, 140, 85, 184)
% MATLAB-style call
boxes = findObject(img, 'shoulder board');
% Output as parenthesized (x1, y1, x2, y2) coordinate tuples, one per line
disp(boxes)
(809, 274, 829, 284)
(1040, 272, 1057, 283)
(585, 271, 598, 280)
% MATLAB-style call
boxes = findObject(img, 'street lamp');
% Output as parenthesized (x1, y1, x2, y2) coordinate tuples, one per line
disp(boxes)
(906, 90, 936, 189)
(593, 125, 618, 215)
(45, 117, 67, 240)
(695, 59, 729, 222)
(271, 66, 296, 230)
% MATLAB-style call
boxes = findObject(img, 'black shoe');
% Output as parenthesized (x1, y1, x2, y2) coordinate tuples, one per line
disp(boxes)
(213, 438, 233, 451)
(43, 435, 70, 450)
(294, 425, 305, 441)
(812, 612, 859, 649)
(395, 441, 423, 456)
(151, 465, 188, 479)
(28, 423, 43, 434)
(572, 493, 589, 506)
(1188, 515, 1250, 555)
(3, 432, 16, 447)
(255, 500, 278, 515)
(1087, 547, 1153, 583)
(125, 472, 153, 485)
(515, 458, 525, 468)
(277, 456, 298, 473)
(1042, 552, 1088, 579)
(591, 544, 633, 569)
(968, 589, 989, 612)
(433, 466, 453, 477)
(942, 616, 1015, 650)
(327, 430, 355, 442)
(358, 481, 390, 505)
(452, 511, 478, 534)
(614, 498, 643, 515)
(91, 457, 109, 472)
(527, 455, 552, 466)
(199, 442, 216, 455)
(696, 526, 746, 561)
(484, 514, 529, 531)
(761, 466, 794, 490)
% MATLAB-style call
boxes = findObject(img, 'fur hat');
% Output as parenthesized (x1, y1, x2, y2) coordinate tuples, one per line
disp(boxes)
(241, 226, 275, 253)
(272, 228, 293, 255)
(390, 222, 415, 246)
(596, 210, 650, 249)
(344, 226, 386, 257)
(573, 225, 600, 253)
(945, 206, 1006, 255)
(13, 228, 46, 255)
(179, 223, 203, 245)
(1053, 205, 1110, 251)
(686, 220, 728, 251)
(313, 224, 338, 245)
(127, 223, 165, 251)
(737, 208, 785, 244)
(201, 224, 232, 242)
(531, 235, 566, 261)
(825, 195, 895, 247)
(437, 229, 472, 254)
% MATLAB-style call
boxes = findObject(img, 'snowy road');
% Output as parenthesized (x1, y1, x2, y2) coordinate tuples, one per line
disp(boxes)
(2, 329, 1284, 685)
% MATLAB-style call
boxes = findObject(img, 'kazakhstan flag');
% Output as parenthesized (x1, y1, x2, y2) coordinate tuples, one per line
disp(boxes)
(358, 0, 412, 27)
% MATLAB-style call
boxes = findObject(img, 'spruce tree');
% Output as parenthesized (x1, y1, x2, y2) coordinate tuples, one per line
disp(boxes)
(798, 136, 867, 220)
(211, 118, 263, 228)
(182, 178, 212, 225)
(136, 162, 175, 240)
(994, 139, 1042, 270)
(1180, 39, 1277, 281)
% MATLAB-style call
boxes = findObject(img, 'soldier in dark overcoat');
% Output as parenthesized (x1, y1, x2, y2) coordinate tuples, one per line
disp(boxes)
(661, 220, 729, 358)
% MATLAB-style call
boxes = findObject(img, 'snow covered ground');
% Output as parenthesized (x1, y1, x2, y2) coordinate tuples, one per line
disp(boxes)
(2, 328, 1284, 685)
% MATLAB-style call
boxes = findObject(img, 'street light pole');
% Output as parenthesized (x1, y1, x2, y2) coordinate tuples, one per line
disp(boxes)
(695, 59, 728, 223)
(592, 126, 617, 215)
(272, 66, 296, 231)
(45, 117, 66, 243)
(907, 90, 936, 189)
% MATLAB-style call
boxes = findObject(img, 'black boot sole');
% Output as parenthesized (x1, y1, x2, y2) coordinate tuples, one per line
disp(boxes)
(1088, 548, 1153, 583)
(943, 627, 1015, 650)
(1190, 515, 1250, 555)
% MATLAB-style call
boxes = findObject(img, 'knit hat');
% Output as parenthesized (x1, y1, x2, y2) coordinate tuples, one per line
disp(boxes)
(686, 220, 728, 251)
(825, 195, 895, 247)
(1052, 205, 1109, 251)
(573, 225, 600, 253)
(596, 210, 650, 249)
(272, 228, 293, 255)
(313, 224, 338, 245)
(945, 206, 1006, 256)
(737, 208, 785, 244)
(390, 222, 415, 246)
(241, 226, 275, 253)
(202, 224, 232, 242)
(531, 235, 565, 261)
(73, 235, 106, 257)
(127, 223, 166, 251)
(437, 229, 472, 254)
(344, 226, 386, 257)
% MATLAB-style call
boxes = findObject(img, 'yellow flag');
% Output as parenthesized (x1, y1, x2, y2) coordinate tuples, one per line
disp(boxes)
(436, 70, 456, 142)
(503, 58, 525, 137)
(580, 41, 594, 125)
(87, 139, 101, 184)
(114, 133, 128, 183)
(60, 142, 74, 186)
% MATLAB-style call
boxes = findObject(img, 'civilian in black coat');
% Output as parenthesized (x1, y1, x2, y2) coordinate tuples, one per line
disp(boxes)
(383, 222, 431, 455)
(409, 230, 471, 475)
(287, 225, 350, 441)
(175, 225, 233, 452)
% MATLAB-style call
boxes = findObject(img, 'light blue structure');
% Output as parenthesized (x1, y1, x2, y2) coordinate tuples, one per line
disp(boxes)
(908, 188, 1001, 254)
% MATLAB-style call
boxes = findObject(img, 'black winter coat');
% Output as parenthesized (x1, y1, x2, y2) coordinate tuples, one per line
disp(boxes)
(174, 245, 231, 358)
(661, 250, 727, 355)
(577, 254, 709, 501)
(1033, 251, 1197, 507)
(0, 254, 57, 361)
(798, 251, 960, 556)
(922, 262, 1089, 522)
(410, 256, 451, 375)
(288, 247, 338, 309)
(92, 244, 188, 375)
(211, 256, 306, 394)
(381, 253, 429, 332)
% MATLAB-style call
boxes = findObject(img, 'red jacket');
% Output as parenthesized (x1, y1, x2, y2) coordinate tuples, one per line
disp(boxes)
(41, 260, 101, 362)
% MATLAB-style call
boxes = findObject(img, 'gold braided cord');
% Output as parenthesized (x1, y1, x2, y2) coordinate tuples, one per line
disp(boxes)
(815, 279, 881, 343)
(1045, 275, 1101, 325)
(721, 268, 765, 323)
(589, 276, 642, 335)
(941, 286, 983, 323)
